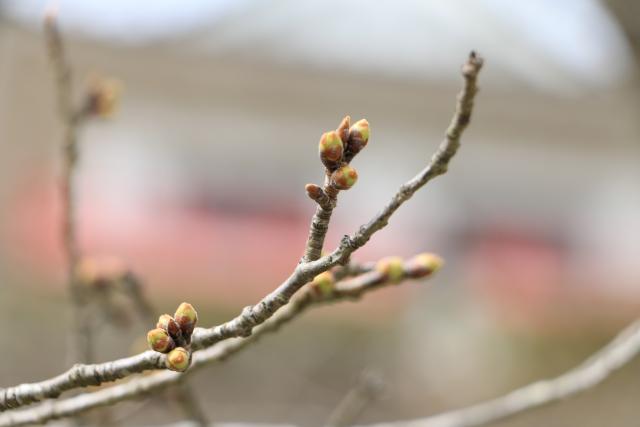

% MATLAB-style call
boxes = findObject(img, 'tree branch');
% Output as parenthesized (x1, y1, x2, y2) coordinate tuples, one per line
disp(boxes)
(355, 317, 640, 427)
(0, 257, 440, 426)
(0, 51, 482, 414)
(26, 316, 638, 427)
(326, 370, 384, 427)
(44, 7, 94, 365)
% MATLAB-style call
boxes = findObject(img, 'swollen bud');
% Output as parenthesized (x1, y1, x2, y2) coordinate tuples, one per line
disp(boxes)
(147, 328, 175, 353)
(86, 78, 122, 118)
(166, 347, 191, 372)
(349, 119, 369, 145)
(406, 253, 444, 278)
(174, 302, 198, 338)
(337, 116, 351, 144)
(157, 314, 182, 340)
(330, 165, 358, 190)
(311, 271, 335, 296)
(319, 130, 344, 169)
(345, 119, 370, 160)
(375, 257, 405, 283)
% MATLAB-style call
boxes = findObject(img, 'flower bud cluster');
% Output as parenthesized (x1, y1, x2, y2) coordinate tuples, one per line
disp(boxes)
(147, 302, 198, 372)
(317, 116, 370, 191)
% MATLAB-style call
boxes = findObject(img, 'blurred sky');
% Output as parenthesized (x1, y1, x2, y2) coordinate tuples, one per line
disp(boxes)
(2, 0, 635, 92)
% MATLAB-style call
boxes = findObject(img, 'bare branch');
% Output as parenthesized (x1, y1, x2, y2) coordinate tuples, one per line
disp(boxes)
(326, 370, 384, 427)
(0, 52, 482, 413)
(0, 257, 440, 426)
(353, 318, 640, 427)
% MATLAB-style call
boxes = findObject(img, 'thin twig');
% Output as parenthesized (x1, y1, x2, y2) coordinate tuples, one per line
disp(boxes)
(303, 176, 339, 262)
(44, 7, 93, 366)
(355, 318, 640, 427)
(0, 52, 482, 413)
(27, 317, 640, 427)
(0, 258, 439, 426)
(325, 370, 384, 427)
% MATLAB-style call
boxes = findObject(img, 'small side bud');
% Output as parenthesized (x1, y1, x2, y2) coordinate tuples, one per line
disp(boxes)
(86, 77, 122, 118)
(406, 253, 444, 278)
(319, 130, 344, 169)
(166, 347, 191, 372)
(157, 314, 182, 340)
(330, 165, 358, 190)
(375, 257, 405, 283)
(174, 302, 198, 338)
(305, 183, 323, 199)
(147, 328, 175, 353)
(337, 115, 351, 144)
(311, 271, 335, 296)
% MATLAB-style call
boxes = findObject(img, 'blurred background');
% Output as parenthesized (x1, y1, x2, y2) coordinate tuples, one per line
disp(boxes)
(1, 0, 640, 425)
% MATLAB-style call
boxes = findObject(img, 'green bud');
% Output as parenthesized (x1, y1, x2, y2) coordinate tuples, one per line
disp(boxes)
(375, 256, 405, 283)
(166, 347, 191, 372)
(174, 302, 198, 338)
(406, 253, 444, 278)
(344, 119, 370, 161)
(157, 314, 182, 340)
(312, 271, 335, 296)
(319, 130, 344, 169)
(147, 328, 175, 353)
(349, 119, 369, 145)
(330, 165, 358, 190)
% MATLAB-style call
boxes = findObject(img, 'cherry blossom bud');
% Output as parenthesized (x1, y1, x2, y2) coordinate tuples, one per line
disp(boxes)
(337, 115, 351, 144)
(319, 130, 344, 169)
(166, 347, 191, 372)
(330, 165, 358, 190)
(311, 271, 335, 296)
(345, 119, 370, 160)
(174, 302, 198, 338)
(406, 253, 444, 278)
(157, 314, 182, 340)
(375, 256, 405, 283)
(147, 328, 175, 353)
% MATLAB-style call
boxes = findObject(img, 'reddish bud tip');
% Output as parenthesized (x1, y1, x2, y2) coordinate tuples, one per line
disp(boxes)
(157, 314, 182, 340)
(166, 347, 191, 372)
(337, 115, 351, 144)
(375, 257, 405, 283)
(305, 183, 322, 198)
(311, 271, 335, 296)
(147, 328, 175, 353)
(330, 165, 358, 190)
